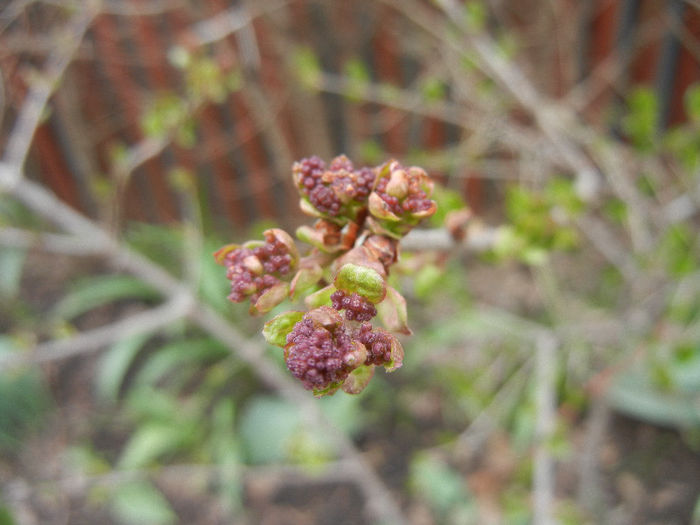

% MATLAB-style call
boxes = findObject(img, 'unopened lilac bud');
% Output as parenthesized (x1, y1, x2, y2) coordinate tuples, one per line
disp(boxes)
(243, 255, 263, 275)
(386, 168, 408, 199)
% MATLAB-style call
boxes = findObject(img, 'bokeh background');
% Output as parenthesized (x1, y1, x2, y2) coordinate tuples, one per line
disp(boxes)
(1, 1, 700, 524)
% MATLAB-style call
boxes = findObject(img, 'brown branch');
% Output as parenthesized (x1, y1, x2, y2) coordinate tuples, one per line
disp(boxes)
(533, 332, 557, 525)
(4, 459, 360, 506)
(0, 227, 104, 255)
(1, 4, 96, 179)
(178, 0, 291, 49)
(0, 295, 192, 370)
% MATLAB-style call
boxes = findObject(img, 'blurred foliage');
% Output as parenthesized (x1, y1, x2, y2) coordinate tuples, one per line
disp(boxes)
(0, 338, 50, 452)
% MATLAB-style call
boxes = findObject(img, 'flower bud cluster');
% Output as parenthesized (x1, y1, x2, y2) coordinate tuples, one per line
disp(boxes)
(217, 229, 296, 307)
(357, 323, 393, 367)
(282, 307, 398, 392)
(284, 307, 363, 391)
(331, 290, 377, 322)
(366, 161, 437, 240)
(373, 163, 434, 216)
(219, 154, 440, 396)
(293, 155, 376, 220)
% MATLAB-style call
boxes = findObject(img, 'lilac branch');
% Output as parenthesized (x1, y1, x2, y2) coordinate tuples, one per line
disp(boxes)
(0, 295, 192, 369)
(1, 4, 96, 180)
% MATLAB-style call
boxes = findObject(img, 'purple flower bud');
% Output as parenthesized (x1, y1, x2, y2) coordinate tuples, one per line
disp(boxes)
(284, 306, 364, 392)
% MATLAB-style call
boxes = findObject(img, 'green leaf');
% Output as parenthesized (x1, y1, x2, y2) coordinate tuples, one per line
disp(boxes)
(117, 422, 189, 470)
(410, 453, 473, 515)
(0, 504, 15, 525)
(685, 83, 700, 122)
(464, 1, 486, 30)
(132, 338, 228, 388)
(660, 225, 697, 277)
(0, 339, 50, 452)
(312, 380, 343, 397)
(608, 370, 700, 427)
(342, 365, 375, 394)
(185, 56, 226, 103)
(95, 333, 152, 403)
(334, 263, 386, 304)
(383, 332, 404, 372)
(343, 57, 370, 84)
(292, 47, 321, 89)
(368, 192, 401, 222)
(358, 139, 384, 165)
(413, 264, 443, 300)
(126, 223, 184, 273)
(64, 445, 110, 476)
(289, 265, 323, 300)
(251, 282, 289, 314)
(377, 286, 411, 334)
(140, 93, 187, 139)
(318, 392, 364, 436)
(0, 247, 26, 298)
(110, 480, 175, 525)
(124, 386, 181, 422)
(428, 184, 467, 227)
(209, 401, 242, 513)
(53, 275, 159, 320)
(622, 86, 658, 151)
(239, 396, 301, 464)
(693, 494, 700, 523)
(199, 240, 232, 314)
(305, 284, 335, 309)
(263, 311, 304, 348)
(343, 57, 370, 101)
(420, 77, 446, 102)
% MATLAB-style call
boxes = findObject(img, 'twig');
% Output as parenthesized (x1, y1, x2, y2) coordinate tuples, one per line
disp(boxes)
(0, 294, 192, 369)
(314, 72, 558, 167)
(533, 332, 558, 525)
(453, 356, 533, 459)
(4, 459, 360, 505)
(99, 0, 187, 16)
(576, 398, 610, 520)
(1, 4, 95, 180)
(401, 222, 499, 252)
(180, 0, 291, 49)
(0, 227, 104, 256)
(37, 0, 184, 16)
(575, 214, 638, 281)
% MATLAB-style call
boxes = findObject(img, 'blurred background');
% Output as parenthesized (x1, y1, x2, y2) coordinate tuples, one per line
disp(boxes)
(1, 0, 700, 524)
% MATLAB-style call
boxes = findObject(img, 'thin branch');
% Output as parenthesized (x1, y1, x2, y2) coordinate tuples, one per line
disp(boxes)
(0, 0, 35, 34)
(576, 398, 610, 520)
(179, 0, 291, 49)
(4, 459, 359, 505)
(0, 227, 104, 255)
(0, 294, 192, 369)
(99, 0, 187, 16)
(533, 332, 558, 525)
(401, 222, 499, 252)
(1, 4, 96, 179)
(453, 356, 533, 459)
(575, 214, 638, 281)
(314, 71, 557, 165)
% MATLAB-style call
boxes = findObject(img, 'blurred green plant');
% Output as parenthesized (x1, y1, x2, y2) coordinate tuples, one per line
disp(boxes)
(0, 338, 50, 452)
